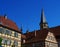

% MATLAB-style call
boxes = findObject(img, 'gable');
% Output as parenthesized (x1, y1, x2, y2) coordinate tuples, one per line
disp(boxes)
(45, 32, 57, 43)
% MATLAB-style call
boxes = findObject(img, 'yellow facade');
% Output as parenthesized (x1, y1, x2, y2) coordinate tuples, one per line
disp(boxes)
(0, 27, 21, 47)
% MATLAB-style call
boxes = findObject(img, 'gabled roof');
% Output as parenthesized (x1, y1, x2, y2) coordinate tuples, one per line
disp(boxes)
(23, 26, 60, 43)
(0, 16, 21, 33)
(24, 29, 49, 43)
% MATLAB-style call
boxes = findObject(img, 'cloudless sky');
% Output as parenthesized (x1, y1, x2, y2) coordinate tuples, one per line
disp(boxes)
(0, 0, 60, 33)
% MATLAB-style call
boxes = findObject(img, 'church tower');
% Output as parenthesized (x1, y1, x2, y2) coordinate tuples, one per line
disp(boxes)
(40, 9, 48, 29)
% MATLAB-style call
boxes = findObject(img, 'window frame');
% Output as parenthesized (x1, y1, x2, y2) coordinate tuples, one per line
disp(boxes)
(14, 32, 18, 38)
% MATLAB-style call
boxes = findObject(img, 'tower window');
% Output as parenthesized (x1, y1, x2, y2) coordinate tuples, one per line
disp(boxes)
(44, 24, 46, 26)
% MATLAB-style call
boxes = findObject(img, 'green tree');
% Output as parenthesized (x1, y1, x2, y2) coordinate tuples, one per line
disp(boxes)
(0, 37, 2, 46)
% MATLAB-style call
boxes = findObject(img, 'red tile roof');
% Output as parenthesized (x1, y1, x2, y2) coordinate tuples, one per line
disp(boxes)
(50, 26, 60, 36)
(24, 29, 49, 43)
(0, 16, 21, 33)
(23, 26, 60, 43)
(21, 34, 26, 39)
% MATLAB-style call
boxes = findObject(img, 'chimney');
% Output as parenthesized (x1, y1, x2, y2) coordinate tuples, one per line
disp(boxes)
(4, 14, 7, 19)
(35, 30, 36, 37)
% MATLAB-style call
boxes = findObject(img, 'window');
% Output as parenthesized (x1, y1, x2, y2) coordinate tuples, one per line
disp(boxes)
(14, 32, 18, 38)
(5, 30, 12, 36)
(44, 24, 46, 26)
(50, 43, 53, 47)
(5, 30, 10, 35)
(7, 39, 11, 45)
(47, 35, 55, 41)
(9, 31, 12, 36)
(0, 28, 4, 34)
(14, 40, 18, 47)
(5, 39, 7, 45)
(2, 39, 11, 45)
(2, 39, 5, 44)
(45, 42, 49, 46)
(2, 39, 7, 45)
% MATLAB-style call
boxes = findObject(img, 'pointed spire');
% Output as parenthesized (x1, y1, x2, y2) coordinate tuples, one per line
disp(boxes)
(20, 24, 23, 34)
(20, 24, 23, 32)
(40, 8, 48, 29)
(41, 8, 47, 23)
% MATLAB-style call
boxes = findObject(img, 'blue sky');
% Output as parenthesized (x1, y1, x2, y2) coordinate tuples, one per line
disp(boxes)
(0, 0, 60, 33)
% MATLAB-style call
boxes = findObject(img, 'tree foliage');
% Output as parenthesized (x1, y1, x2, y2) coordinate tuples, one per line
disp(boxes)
(0, 37, 2, 46)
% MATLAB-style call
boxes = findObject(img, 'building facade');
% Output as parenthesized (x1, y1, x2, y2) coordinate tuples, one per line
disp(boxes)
(22, 29, 58, 47)
(0, 16, 21, 47)
(22, 9, 59, 47)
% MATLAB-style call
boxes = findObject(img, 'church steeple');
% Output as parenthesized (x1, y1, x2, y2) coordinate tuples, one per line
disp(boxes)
(40, 9, 48, 29)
